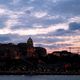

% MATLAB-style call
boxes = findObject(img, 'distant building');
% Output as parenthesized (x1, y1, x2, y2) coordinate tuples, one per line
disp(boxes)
(53, 50, 73, 57)
(35, 47, 47, 57)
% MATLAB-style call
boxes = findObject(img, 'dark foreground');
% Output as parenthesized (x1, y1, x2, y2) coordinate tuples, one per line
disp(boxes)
(0, 53, 80, 75)
(0, 43, 80, 75)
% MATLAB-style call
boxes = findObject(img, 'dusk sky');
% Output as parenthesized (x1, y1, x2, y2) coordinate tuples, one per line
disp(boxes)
(0, 0, 80, 53)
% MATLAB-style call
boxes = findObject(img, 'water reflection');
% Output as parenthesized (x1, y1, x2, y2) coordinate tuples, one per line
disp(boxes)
(0, 75, 79, 80)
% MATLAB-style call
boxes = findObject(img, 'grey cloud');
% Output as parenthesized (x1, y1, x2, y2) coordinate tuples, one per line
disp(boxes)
(0, 16, 9, 29)
(17, 34, 65, 44)
(48, 29, 69, 36)
(0, 34, 21, 43)
(10, 14, 66, 30)
(0, 34, 11, 42)
(2, 0, 80, 17)
(48, 28, 80, 36)
(50, 0, 80, 16)
(36, 43, 72, 49)
(69, 22, 80, 30)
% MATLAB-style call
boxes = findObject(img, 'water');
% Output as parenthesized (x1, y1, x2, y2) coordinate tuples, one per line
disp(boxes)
(0, 75, 79, 80)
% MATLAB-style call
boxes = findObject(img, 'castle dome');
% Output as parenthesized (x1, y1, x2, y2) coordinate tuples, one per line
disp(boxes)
(27, 37, 33, 47)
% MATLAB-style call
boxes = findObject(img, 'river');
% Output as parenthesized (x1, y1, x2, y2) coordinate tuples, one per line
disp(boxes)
(0, 75, 79, 80)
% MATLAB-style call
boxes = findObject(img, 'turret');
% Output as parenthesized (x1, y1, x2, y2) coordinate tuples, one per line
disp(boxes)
(26, 37, 35, 57)
(27, 37, 33, 47)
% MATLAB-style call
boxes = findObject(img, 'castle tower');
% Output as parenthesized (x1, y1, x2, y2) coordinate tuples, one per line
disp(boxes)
(27, 37, 33, 47)
(26, 37, 35, 57)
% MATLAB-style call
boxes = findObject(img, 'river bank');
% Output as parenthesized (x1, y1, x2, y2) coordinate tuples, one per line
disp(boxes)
(0, 71, 79, 75)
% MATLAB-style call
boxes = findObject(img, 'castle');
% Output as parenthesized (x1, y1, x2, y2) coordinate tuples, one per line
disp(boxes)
(0, 37, 47, 60)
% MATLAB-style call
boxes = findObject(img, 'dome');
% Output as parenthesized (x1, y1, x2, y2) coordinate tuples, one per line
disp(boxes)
(27, 37, 33, 47)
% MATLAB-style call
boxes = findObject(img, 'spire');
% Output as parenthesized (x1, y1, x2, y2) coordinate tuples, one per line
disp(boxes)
(27, 37, 33, 47)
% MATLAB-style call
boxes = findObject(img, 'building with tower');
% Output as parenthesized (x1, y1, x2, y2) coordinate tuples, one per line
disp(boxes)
(17, 37, 47, 58)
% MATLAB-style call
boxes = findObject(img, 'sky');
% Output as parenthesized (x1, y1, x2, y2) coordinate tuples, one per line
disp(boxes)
(0, 0, 80, 53)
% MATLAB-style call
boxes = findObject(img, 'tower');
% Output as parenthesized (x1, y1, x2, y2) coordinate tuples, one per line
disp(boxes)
(26, 37, 35, 57)
(27, 37, 33, 47)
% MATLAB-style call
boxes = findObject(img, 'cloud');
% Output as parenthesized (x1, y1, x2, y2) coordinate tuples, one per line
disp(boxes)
(11, 0, 20, 5)
(0, 35, 10, 42)
(10, 14, 66, 30)
(69, 22, 80, 30)
(33, 11, 47, 18)
(68, 16, 80, 23)
(49, 29, 71, 36)
(0, 0, 80, 53)
(0, 34, 23, 43)
(0, 34, 14, 42)
(10, 23, 69, 35)
(50, 0, 80, 16)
